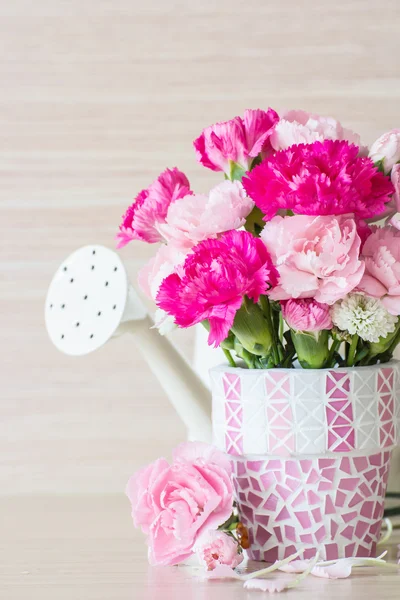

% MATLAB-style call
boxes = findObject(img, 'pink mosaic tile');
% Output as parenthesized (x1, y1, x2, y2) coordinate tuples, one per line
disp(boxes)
(232, 450, 391, 561)
(212, 364, 399, 563)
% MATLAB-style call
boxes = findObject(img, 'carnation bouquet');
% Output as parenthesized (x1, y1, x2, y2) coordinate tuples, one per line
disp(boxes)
(117, 111, 400, 369)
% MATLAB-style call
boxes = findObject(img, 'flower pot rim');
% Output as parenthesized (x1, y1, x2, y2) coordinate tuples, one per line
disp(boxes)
(210, 358, 400, 375)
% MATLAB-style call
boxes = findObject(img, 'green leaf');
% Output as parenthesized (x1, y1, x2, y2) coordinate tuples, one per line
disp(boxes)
(244, 206, 265, 237)
(229, 161, 246, 181)
(374, 158, 386, 174)
(249, 154, 263, 169)
(369, 318, 400, 358)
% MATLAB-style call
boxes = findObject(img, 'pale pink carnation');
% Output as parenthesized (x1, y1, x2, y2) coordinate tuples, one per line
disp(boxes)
(157, 230, 279, 347)
(390, 214, 400, 230)
(138, 245, 187, 334)
(158, 181, 254, 249)
(138, 245, 186, 301)
(116, 167, 191, 246)
(126, 442, 234, 566)
(243, 140, 394, 221)
(261, 214, 364, 305)
(392, 164, 400, 214)
(281, 298, 333, 332)
(270, 109, 361, 151)
(369, 129, 400, 173)
(195, 530, 243, 571)
(193, 108, 279, 175)
(358, 225, 400, 315)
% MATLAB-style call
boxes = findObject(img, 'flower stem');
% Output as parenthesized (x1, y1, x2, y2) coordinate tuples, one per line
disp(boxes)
(279, 311, 284, 344)
(325, 339, 340, 368)
(259, 296, 280, 366)
(222, 348, 236, 368)
(347, 334, 359, 367)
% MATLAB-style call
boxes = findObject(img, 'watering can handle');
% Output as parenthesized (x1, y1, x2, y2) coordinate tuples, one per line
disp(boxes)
(122, 315, 213, 443)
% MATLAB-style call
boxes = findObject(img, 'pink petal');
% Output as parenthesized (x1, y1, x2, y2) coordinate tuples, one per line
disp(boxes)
(310, 561, 353, 579)
(243, 108, 279, 157)
(172, 442, 232, 474)
(278, 560, 311, 574)
(357, 273, 388, 297)
(381, 294, 400, 315)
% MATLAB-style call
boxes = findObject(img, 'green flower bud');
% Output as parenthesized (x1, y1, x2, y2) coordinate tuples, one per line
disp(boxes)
(231, 300, 273, 357)
(290, 329, 330, 369)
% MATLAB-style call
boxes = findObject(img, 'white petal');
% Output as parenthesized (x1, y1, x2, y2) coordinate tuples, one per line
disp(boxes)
(244, 578, 289, 593)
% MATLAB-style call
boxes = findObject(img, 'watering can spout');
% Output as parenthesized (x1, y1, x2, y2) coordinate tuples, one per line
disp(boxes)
(45, 245, 212, 443)
(120, 288, 213, 443)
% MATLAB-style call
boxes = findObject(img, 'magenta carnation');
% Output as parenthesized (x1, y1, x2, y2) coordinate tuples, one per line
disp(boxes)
(116, 167, 191, 246)
(193, 108, 279, 176)
(156, 230, 278, 347)
(243, 140, 394, 221)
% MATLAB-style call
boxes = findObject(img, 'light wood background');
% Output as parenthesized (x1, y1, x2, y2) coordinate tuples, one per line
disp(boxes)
(1, 2, 400, 597)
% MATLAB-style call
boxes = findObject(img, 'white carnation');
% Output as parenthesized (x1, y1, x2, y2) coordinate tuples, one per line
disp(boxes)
(331, 294, 397, 343)
(152, 308, 176, 336)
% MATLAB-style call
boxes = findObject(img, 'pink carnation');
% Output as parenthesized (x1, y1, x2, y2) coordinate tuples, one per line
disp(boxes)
(158, 181, 254, 249)
(138, 245, 186, 301)
(281, 298, 333, 332)
(369, 128, 400, 173)
(116, 167, 191, 246)
(261, 214, 364, 305)
(243, 140, 394, 221)
(270, 109, 361, 151)
(392, 164, 400, 214)
(195, 530, 243, 571)
(156, 230, 278, 347)
(358, 225, 400, 315)
(126, 442, 234, 566)
(193, 108, 279, 176)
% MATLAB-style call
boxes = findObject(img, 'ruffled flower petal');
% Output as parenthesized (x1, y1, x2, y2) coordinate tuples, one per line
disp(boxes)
(157, 230, 278, 347)
(243, 140, 394, 221)
(117, 168, 191, 245)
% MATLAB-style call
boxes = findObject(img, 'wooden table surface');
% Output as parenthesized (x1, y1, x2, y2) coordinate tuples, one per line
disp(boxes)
(0, 494, 399, 600)
(1, 1, 400, 597)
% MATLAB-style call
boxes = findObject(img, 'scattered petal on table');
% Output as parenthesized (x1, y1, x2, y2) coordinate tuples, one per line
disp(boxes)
(310, 561, 353, 579)
(202, 551, 302, 581)
(244, 578, 289, 593)
(243, 552, 320, 593)
(278, 560, 311, 574)
(202, 564, 243, 580)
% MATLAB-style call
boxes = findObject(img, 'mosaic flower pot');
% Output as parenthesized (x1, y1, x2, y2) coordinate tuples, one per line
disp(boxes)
(210, 361, 400, 561)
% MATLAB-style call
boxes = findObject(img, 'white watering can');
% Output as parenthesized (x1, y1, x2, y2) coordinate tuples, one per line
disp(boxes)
(45, 245, 213, 443)
(45, 244, 400, 492)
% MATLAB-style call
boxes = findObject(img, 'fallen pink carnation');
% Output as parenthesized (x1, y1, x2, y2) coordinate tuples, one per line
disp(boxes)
(126, 442, 234, 566)
(194, 530, 243, 572)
